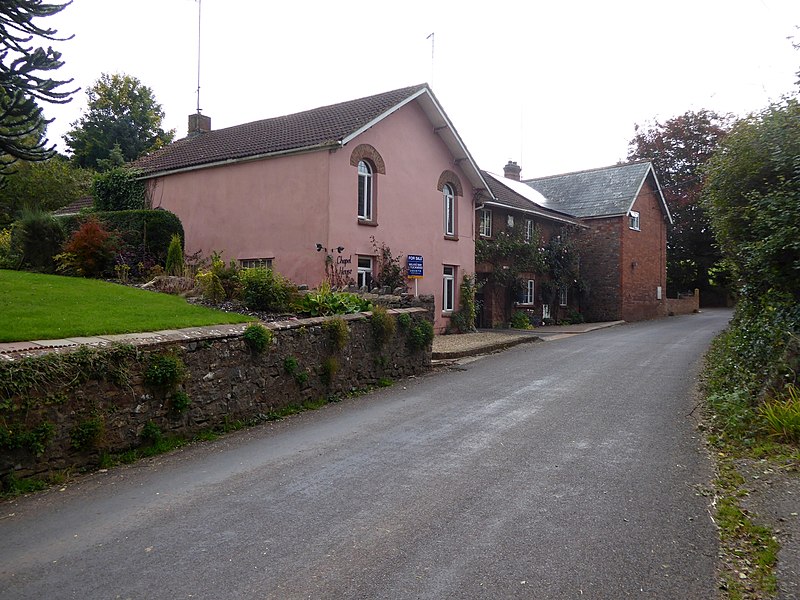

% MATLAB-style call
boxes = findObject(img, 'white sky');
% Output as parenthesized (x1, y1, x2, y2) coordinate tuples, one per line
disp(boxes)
(42, 0, 799, 178)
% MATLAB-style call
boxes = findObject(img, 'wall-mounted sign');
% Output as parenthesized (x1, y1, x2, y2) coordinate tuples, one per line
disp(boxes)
(407, 254, 423, 278)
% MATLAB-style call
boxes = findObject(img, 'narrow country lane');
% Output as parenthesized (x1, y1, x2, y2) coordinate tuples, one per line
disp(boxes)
(0, 310, 731, 599)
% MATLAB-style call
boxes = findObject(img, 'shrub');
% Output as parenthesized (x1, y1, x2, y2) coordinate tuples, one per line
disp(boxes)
(295, 282, 371, 316)
(371, 305, 396, 346)
(140, 421, 162, 445)
(239, 266, 295, 311)
(144, 352, 186, 389)
(196, 271, 226, 303)
(11, 209, 65, 272)
(284, 356, 308, 385)
(165, 234, 184, 276)
(397, 313, 411, 331)
(0, 422, 54, 456)
(92, 167, 146, 211)
(0, 228, 20, 269)
(409, 320, 434, 351)
(450, 274, 477, 333)
(323, 317, 350, 351)
(759, 385, 800, 443)
(321, 356, 339, 386)
(61, 217, 117, 277)
(243, 323, 273, 353)
(70, 417, 104, 451)
(510, 311, 531, 329)
(171, 391, 191, 413)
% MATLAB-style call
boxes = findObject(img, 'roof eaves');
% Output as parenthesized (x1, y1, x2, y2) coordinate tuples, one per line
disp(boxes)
(482, 200, 585, 227)
(137, 141, 340, 180)
(340, 87, 428, 147)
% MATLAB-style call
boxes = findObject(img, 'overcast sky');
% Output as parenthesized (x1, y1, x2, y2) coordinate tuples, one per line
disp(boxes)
(43, 0, 799, 178)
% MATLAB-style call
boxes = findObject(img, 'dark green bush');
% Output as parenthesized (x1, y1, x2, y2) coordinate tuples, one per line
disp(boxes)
(165, 233, 184, 276)
(171, 391, 191, 413)
(239, 267, 295, 311)
(140, 421, 162, 445)
(510, 311, 531, 329)
(371, 305, 396, 346)
(294, 282, 370, 316)
(397, 313, 411, 330)
(70, 417, 104, 451)
(409, 320, 434, 351)
(0, 422, 54, 456)
(144, 353, 186, 389)
(92, 167, 146, 211)
(11, 209, 65, 272)
(243, 323, 273, 353)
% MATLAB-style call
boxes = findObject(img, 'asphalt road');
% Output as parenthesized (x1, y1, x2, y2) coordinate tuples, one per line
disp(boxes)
(1, 309, 732, 599)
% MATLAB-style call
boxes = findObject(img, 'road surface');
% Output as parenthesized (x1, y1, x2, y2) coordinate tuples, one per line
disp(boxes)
(1, 310, 731, 599)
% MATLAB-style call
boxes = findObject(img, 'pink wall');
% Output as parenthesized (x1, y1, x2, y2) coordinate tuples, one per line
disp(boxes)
(148, 100, 476, 332)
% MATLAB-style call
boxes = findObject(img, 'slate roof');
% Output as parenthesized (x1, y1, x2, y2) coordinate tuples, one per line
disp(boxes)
(523, 162, 671, 223)
(481, 171, 580, 225)
(132, 84, 430, 177)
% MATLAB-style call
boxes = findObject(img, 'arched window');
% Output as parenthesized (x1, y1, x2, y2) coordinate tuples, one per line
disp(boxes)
(358, 160, 373, 221)
(443, 183, 455, 236)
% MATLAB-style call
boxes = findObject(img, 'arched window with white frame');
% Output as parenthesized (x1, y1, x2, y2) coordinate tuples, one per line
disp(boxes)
(443, 183, 455, 236)
(358, 160, 373, 221)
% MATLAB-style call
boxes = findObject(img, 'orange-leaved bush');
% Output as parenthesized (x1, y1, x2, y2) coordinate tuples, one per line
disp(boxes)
(62, 217, 117, 277)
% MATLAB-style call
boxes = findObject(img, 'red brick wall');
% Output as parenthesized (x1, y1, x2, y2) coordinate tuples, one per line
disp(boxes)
(576, 218, 623, 321)
(620, 178, 667, 321)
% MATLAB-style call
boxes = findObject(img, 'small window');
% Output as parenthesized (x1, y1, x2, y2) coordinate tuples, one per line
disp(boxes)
(479, 209, 492, 237)
(443, 184, 455, 236)
(542, 304, 551, 320)
(239, 257, 273, 270)
(524, 219, 534, 243)
(358, 160, 373, 221)
(524, 279, 535, 305)
(559, 287, 568, 307)
(357, 256, 373, 289)
(507, 215, 514, 228)
(629, 210, 640, 231)
(443, 265, 455, 312)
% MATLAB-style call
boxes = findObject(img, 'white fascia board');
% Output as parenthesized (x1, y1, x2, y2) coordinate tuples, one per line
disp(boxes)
(628, 164, 673, 225)
(483, 201, 585, 227)
(340, 88, 428, 146)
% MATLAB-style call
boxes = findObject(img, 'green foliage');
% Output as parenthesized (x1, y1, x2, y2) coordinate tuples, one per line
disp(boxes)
(370, 305, 396, 346)
(323, 317, 350, 351)
(239, 266, 296, 311)
(70, 417, 104, 451)
(759, 385, 800, 443)
(628, 110, 731, 295)
(450, 273, 477, 333)
(0, 0, 77, 180)
(295, 282, 371, 316)
(171, 391, 191, 413)
(476, 222, 546, 288)
(0, 422, 53, 456)
(408, 320, 434, 351)
(0, 157, 92, 228)
(544, 229, 582, 298)
(1, 474, 49, 497)
(510, 310, 531, 329)
(165, 234, 184, 276)
(321, 356, 339, 386)
(0, 227, 20, 268)
(59, 216, 116, 277)
(283, 356, 308, 385)
(242, 323, 273, 353)
(144, 352, 186, 389)
(140, 421, 162, 445)
(397, 313, 411, 330)
(704, 97, 800, 301)
(91, 167, 146, 211)
(10, 208, 64, 272)
(370, 236, 407, 291)
(65, 72, 175, 170)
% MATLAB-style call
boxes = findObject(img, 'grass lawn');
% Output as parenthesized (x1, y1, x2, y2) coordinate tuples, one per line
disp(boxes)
(0, 270, 253, 343)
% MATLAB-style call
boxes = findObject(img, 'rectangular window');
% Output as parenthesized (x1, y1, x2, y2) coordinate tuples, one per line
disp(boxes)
(357, 256, 372, 289)
(443, 265, 455, 312)
(542, 304, 551, 320)
(629, 210, 640, 231)
(507, 215, 514, 228)
(479, 209, 492, 237)
(525, 219, 534, 243)
(239, 257, 273, 270)
(524, 279, 535, 304)
(559, 287, 568, 307)
(443, 184, 455, 236)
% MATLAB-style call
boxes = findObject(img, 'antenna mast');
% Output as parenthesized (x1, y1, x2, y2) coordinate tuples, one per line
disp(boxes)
(196, 0, 202, 114)
(426, 32, 434, 85)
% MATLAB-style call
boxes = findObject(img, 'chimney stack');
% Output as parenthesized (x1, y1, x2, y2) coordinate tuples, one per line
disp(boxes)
(188, 112, 211, 137)
(503, 160, 521, 181)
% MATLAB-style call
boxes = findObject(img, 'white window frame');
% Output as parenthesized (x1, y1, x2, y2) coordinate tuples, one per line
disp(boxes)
(542, 304, 551, 320)
(525, 219, 534, 243)
(443, 183, 455, 236)
(507, 215, 514, 228)
(443, 265, 455, 312)
(629, 210, 640, 231)
(523, 279, 535, 305)
(559, 287, 568, 307)
(239, 257, 274, 270)
(357, 255, 373, 289)
(479, 209, 492, 237)
(358, 160, 373, 221)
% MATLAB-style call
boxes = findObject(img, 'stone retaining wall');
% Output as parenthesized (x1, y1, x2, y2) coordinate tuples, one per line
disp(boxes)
(1, 298, 433, 483)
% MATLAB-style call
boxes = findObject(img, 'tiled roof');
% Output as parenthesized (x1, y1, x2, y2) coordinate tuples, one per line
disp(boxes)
(52, 196, 93, 216)
(133, 84, 429, 176)
(481, 171, 579, 225)
(524, 162, 661, 219)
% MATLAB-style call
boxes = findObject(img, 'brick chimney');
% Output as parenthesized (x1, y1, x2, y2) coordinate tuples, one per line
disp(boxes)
(188, 112, 211, 137)
(503, 160, 521, 181)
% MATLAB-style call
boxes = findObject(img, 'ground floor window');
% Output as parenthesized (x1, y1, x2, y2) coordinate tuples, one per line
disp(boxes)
(524, 279, 534, 304)
(443, 265, 455, 312)
(357, 256, 373, 288)
(559, 287, 568, 307)
(542, 304, 551, 320)
(239, 257, 274, 270)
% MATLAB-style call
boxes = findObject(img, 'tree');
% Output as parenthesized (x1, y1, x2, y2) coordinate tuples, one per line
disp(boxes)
(627, 110, 731, 299)
(65, 73, 175, 169)
(0, 154, 92, 227)
(0, 1, 76, 180)
(704, 96, 800, 302)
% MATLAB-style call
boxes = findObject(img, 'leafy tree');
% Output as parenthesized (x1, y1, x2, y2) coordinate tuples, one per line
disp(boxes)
(0, 1, 76, 179)
(704, 96, 800, 302)
(0, 155, 92, 227)
(65, 73, 174, 169)
(627, 110, 731, 298)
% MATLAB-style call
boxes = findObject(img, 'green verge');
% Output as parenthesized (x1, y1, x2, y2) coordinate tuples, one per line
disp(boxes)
(0, 269, 252, 342)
